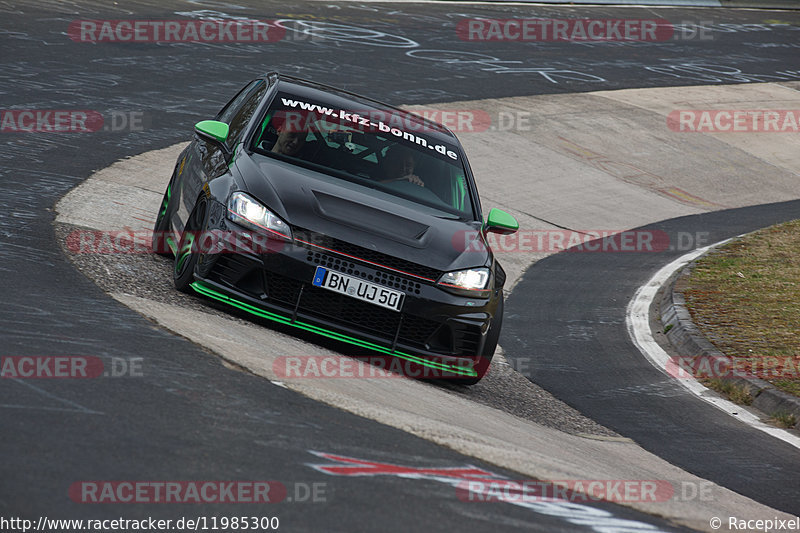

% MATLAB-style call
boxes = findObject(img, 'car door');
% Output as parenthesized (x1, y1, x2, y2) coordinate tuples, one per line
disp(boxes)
(177, 79, 269, 231)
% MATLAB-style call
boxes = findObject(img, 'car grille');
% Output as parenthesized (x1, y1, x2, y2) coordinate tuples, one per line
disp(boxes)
(297, 282, 476, 355)
(306, 252, 422, 295)
(300, 284, 402, 339)
(209, 255, 479, 356)
(292, 226, 442, 282)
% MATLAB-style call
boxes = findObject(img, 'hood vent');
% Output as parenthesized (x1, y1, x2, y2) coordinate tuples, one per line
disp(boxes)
(312, 190, 430, 245)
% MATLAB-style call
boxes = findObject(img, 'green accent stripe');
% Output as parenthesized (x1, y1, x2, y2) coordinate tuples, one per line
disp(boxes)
(159, 184, 172, 217)
(175, 233, 195, 273)
(189, 281, 477, 377)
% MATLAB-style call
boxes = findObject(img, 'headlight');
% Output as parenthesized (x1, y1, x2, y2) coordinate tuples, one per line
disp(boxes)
(438, 267, 490, 291)
(227, 191, 292, 241)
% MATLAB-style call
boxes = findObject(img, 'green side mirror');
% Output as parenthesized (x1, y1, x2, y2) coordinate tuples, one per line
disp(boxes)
(485, 208, 518, 235)
(195, 120, 229, 143)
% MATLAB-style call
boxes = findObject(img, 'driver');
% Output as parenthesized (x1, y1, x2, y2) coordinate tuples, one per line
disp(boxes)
(380, 145, 424, 187)
(272, 128, 307, 157)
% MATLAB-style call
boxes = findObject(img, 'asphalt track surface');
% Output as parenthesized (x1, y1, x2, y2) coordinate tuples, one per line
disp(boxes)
(2, 0, 800, 530)
(504, 202, 800, 516)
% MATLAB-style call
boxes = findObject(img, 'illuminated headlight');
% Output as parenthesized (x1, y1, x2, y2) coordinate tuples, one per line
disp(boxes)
(438, 268, 490, 291)
(227, 191, 292, 241)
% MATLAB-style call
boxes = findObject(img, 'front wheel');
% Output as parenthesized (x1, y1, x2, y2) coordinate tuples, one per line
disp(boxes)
(173, 199, 207, 293)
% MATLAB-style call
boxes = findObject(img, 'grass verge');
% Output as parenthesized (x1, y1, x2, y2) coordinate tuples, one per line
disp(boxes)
(680, 219, 800, 398)
(703, 379, 753, 405)
(771, 412, 798, 429)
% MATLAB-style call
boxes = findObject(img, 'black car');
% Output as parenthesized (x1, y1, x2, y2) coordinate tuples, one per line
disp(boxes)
(152, 72, 518, 384)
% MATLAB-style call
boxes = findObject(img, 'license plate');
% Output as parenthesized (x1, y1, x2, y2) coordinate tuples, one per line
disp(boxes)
(312, 266, 404, 312)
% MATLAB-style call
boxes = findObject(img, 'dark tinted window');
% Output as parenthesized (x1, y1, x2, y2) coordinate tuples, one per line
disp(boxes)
(252, 92, 473, 218)
(216, 79, 267, 147)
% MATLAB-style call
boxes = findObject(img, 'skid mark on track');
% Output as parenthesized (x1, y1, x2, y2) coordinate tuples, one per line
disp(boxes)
(4, 378, 103, 415)
(556, 136, 724, 210)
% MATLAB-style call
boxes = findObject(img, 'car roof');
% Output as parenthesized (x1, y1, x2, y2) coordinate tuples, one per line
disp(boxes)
(264, 72, 460, 146)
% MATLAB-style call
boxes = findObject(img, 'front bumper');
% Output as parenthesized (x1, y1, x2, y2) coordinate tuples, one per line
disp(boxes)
(190, 215, 498, 379)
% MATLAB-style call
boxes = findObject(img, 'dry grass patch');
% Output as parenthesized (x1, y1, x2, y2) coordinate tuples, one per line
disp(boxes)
(771, 412, 797, 429)
(703, 379, 753, 405)
(681, 219, 800, 397)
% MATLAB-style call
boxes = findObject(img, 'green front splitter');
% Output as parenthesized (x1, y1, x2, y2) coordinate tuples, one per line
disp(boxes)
(190, 280, 478, 378)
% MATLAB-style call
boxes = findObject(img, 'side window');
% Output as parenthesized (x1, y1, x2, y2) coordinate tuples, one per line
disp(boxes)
(216, 80, 267, 148)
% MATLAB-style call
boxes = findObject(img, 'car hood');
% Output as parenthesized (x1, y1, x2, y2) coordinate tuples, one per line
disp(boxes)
(235, 153, 488, 273)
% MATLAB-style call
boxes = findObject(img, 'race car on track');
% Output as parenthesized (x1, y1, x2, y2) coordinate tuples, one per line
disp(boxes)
(152, 72, 518, 384)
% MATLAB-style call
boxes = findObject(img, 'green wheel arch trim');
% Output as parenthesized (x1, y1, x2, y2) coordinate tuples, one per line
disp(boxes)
(189, 281, 478, 377)
(159, 184, 172, 217)
(175, 233, 195, 273)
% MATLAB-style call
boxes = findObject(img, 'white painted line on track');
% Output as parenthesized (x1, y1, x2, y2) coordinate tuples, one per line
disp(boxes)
(626, 238, 800, 450)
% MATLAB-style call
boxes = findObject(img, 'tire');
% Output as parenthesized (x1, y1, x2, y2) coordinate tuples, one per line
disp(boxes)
(454, 296, 503, 386)
(173, 199, 207, 294)
(152, 179, 175, 257)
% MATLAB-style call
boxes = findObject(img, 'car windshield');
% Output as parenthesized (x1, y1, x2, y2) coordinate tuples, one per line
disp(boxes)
(251, 91, 475, 219)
